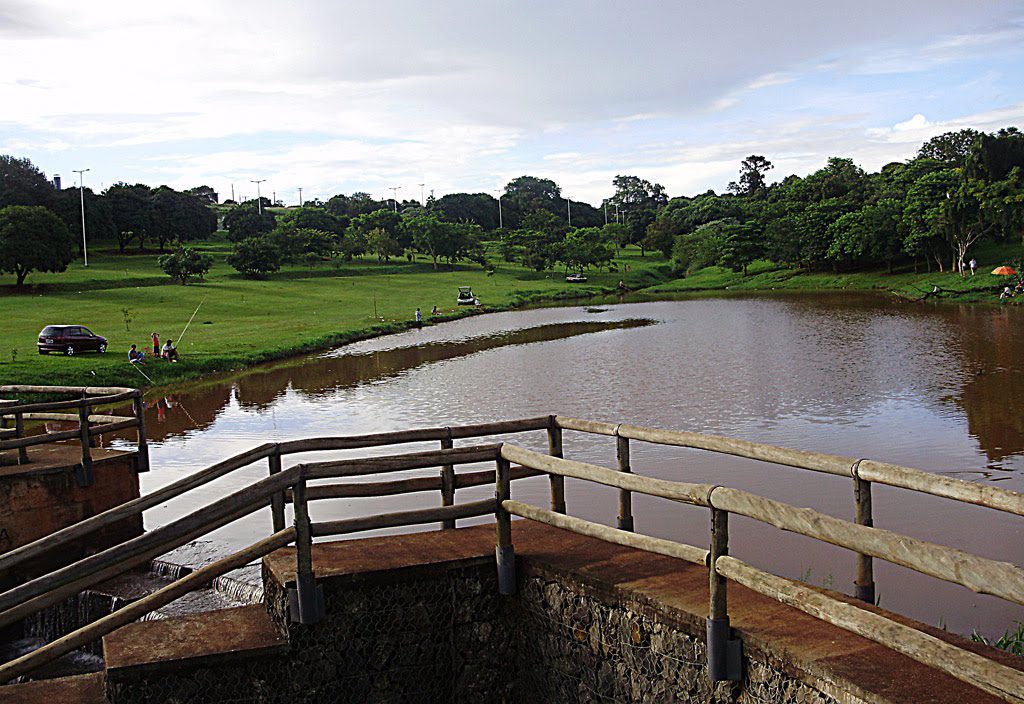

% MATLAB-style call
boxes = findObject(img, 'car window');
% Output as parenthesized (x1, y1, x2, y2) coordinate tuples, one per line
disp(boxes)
(80, 327, 93, 336)
(41, 326, 59, 336)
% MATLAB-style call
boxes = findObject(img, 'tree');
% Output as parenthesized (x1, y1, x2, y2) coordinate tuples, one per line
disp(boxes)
(186, 185, 219, 203)
(227, 237, 281, 278)
(435, 193, 499, 230)
(105, 183, 154, 252)
(727, 155, 774, 197)
(0, 155, 55, 209)
(326, 192, 384, 218)
(558, 227, 614, 274)
(918, 129, 983, 168)
(224, 203, 276, 241)
(671, 220, 729, 274)
(51, 187, 117, 254)
(603, 175, 668, 253)
(158, 246, 213, 284)
(719, 222, 764, 274)
(149, 187, 217, 250)
(405, 213, 448, 269)
(366, 227, 401, 262)
(0, 205, 74, 285)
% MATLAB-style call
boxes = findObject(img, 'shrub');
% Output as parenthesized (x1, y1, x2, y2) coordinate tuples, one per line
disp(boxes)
(227, 237, 282, 278)
(158, 246, 213, 284)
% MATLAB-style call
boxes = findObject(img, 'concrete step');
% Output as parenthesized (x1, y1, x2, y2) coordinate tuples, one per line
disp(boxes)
(145, 587, 250, 621)
(103, 604, 287, 680)
(0, 672, 106, 704)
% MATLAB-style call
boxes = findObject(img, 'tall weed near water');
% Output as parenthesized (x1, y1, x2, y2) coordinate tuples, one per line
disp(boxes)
(972, 622, 1024, 656)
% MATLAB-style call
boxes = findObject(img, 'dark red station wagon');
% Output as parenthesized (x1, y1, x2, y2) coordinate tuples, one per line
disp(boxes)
(37, 325, 108, 356)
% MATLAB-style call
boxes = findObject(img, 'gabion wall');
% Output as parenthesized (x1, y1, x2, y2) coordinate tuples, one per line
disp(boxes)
(106, 559, 857, 704)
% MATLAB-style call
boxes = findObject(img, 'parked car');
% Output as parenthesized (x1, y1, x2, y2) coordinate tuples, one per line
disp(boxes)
(566, 273, 588, 283)
(37, 325, 108, 356)
(457, 286, 477, 305)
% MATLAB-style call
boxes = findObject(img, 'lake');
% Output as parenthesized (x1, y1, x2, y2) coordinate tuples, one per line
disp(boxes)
(116, 293, 1024, 638)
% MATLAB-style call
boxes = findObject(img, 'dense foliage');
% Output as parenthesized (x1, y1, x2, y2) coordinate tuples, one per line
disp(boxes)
(158, 246, 214, 284)
(0, 205, 74, 285)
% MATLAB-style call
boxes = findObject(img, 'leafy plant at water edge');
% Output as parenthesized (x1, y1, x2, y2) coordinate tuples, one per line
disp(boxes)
(972, 622, 1024, 656)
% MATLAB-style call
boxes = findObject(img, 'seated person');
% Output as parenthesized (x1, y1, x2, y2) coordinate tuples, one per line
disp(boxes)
(128, 344, 146, 365)
(161, 339, 180, 362)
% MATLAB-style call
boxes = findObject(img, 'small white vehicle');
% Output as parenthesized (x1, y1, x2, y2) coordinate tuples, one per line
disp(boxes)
(457, 286, 477, 305)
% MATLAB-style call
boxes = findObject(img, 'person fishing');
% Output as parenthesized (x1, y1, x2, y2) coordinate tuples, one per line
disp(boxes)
(151, 332, 160, 356)
(128, 344, 146, 365)
(161, 338, 179, 362)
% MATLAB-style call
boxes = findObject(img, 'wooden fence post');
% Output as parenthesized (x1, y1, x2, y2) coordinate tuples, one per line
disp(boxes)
(616, 432, 634, 531)
(440, 428, 456, 529)
(707, 505, 741, 682)
(495, 455, 516, 595)
(15, 411, 28, 465)
(547, 417, 566, 514)
(132, 393, 150, 473)
(291, 468, 324, 624)
(854, 468, 876, 604)
(268, 449, 286, 533)
(76, 401, 94, 487)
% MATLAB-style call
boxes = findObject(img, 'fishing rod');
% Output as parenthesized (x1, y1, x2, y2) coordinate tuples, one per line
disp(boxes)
(177, 298, 206, 347)
(128, 362, 154, 384)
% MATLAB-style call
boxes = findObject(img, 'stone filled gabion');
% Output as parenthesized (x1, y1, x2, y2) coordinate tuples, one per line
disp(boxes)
(105, 561, 847, 703)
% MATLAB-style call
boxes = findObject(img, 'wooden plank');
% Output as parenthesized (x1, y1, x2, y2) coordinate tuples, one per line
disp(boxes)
(710, 487, 1024, 605)
(0, 528, 295, 685)
(291, 466, 541, 501)
(448, 416, 550, 439)
(555, 416, 619, 436)
(503, 500, 708, 565)
(20, 413, 134, 424)
(310, 498, 496, 537)
(0, 385, 137, 396)
(302, 444, 502, 480)
(858, 460, 1024, 517)
(617, 423, 857, 477)
(0, 443, 277, 573)
(500, 444, 715, 507)
(716, 556, 1024, 704)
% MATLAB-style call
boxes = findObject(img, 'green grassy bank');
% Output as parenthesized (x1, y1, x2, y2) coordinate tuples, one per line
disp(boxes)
(646, 241, 1024, 304)
(0, 241, 671, 389)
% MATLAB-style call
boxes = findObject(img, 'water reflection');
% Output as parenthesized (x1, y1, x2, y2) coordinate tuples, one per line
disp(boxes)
(115, 294, 1023, 637)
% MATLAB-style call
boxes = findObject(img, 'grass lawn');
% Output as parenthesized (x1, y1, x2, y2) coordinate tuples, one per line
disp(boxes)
(0, 241, 671, 388)
(646, 240, 1024, 304)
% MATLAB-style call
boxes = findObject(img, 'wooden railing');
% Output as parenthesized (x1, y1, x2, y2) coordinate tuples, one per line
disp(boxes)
(0, 385, 149, 481)
(496, 440, 1024, 703)
(1, 414, 1022, 700)
(0, 417, 556, 683)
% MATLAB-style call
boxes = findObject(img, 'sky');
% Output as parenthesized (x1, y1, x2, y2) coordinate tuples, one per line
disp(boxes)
(2, 1, 1024, 205)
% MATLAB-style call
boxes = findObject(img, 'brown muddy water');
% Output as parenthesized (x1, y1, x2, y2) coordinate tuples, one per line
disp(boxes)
(105, 293, 1023, 638)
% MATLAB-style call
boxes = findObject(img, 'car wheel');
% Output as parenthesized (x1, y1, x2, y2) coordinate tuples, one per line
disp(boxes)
(99, 343, 107, 353)
(65, 345, 75, 356)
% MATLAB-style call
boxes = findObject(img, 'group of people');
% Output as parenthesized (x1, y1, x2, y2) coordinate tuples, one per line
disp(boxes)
(413, 306, 442, 326)
(128, 331, 179, 365)
(1000, 280, 1024, 301)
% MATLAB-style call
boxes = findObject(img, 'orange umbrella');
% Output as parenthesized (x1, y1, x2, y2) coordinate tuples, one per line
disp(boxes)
(991, 266, 1018, 276)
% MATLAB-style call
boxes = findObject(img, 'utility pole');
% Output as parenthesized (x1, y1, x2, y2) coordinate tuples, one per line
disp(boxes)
(389, 186, 401, 212)
(231, 183, 235, 202)
(604, 202, 608, 225)
(418, 183, 425, 206)
(72, 168, 90, 267)
(272, 190, 276, 206)
(494, 190, 503, 229)
(298, 187, 303, 207)
(566, 196, 571, 227)
(251, 179, 266, 214)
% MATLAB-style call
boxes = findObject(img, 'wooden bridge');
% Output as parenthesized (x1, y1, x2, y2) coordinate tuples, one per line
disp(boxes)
(0, 400, 1022, 702)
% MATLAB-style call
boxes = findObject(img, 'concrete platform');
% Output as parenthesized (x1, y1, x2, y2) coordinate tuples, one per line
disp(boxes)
(265, 520, 1024, 704)
(103, 604, 287, 675)
(0, 672, 106, 704)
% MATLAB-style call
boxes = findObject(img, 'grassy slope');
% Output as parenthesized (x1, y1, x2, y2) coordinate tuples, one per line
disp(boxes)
(647, 240, 1024, 303)
(0, 241, 670, 388)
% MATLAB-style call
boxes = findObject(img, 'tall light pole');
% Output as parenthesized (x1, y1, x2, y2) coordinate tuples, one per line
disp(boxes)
(389, 186, 401, 212)
(493, 190, 503, 229)
(251, 179, 266, 213)
(72, 169, 90, 267)
(298, 187, 303, 207)
(566, 195, 571, 227)
(418, 183, 425, 206)
(604, 202, 608, 225)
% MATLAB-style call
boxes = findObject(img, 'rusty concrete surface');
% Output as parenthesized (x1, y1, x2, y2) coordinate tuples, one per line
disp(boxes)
(265, 520, 1024, 704)
(103, 604, 286, 675)
(0, 672, 106, 704)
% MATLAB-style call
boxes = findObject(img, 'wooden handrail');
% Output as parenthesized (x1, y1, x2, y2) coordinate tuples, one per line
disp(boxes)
(555, 415, 1024, 516)
(716, 556, 1024, 704)
(291, 466, 541, 501)
(310, 498, 497, 538)
(302, 444, 503, 479)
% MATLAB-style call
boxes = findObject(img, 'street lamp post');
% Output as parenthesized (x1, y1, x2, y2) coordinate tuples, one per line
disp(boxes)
(72, 169, 90, 267)
(418, 183, 425, 206)
(566, 195, 571, 227)
(298, 187, 303, 207)
(389, 186, 401, 212)
(493, 190, 503, 229)
(251, 179, 266, 214)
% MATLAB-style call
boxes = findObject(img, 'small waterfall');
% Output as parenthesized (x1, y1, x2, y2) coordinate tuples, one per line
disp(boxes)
(149, 559, 194, 581)
(213, 573, 264, 605)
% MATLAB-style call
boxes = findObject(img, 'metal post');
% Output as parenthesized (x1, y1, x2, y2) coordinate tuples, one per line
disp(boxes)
(616, 434, 634, 532)
(269, 450, 285, 533)
(76, 401, 94, 487)
(440, 429, 455, 529)
(132, 394, 150, 473)
(854, 474, 876, 604)
(547, 417, 566, 514)
(495, 455, 516, 595)
(15, 412, 28, 465)
(290, 469, 324, 624)
(707, 506, 742, 682)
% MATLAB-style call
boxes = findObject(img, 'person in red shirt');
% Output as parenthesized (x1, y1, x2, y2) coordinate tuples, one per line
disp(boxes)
(151, 332, 160, 356)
